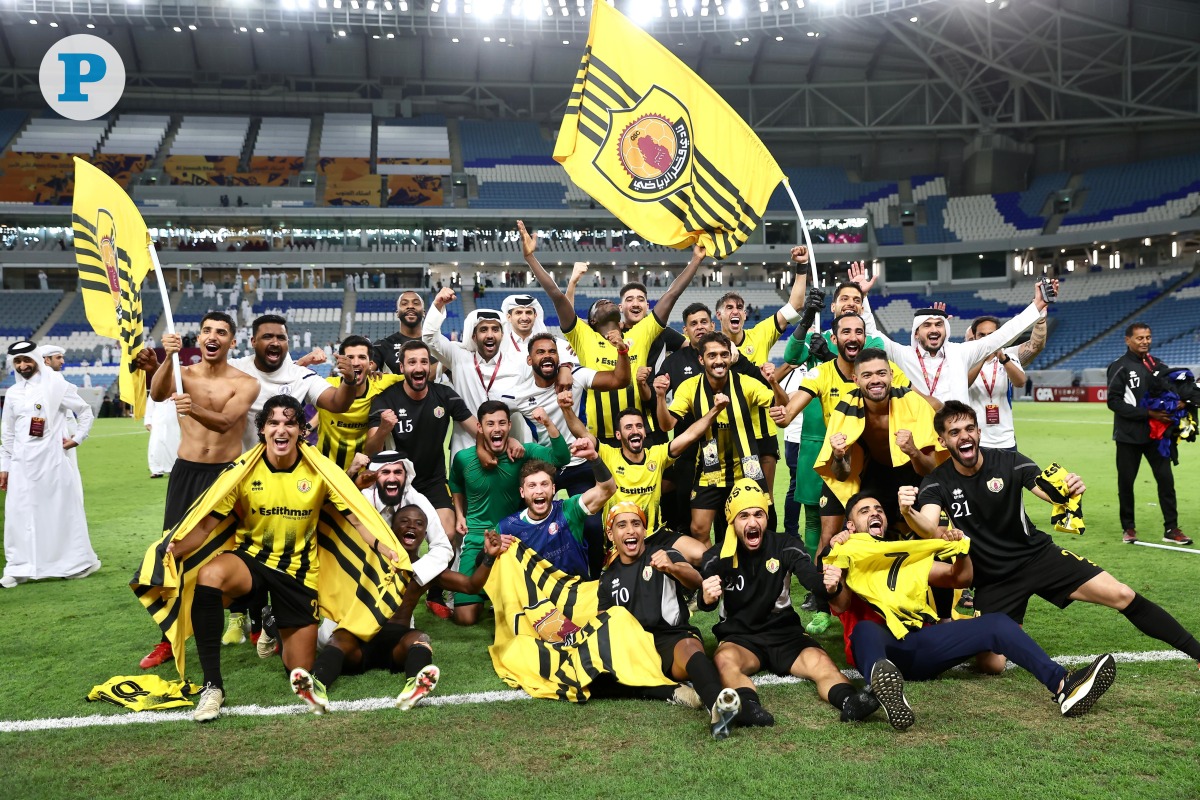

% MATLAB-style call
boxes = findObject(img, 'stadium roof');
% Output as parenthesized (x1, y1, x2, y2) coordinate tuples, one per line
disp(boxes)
(1, 0, 1199, 139)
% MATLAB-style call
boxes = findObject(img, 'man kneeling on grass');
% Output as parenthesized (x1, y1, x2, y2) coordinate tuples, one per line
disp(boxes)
(307, 506, 506, 712)
(699, 479, 878, 727)
(600, 502, 741, 740)
(823, 492, 1117, 731)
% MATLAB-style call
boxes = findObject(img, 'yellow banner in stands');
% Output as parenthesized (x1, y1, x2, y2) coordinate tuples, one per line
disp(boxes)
(70, 157, 152, 418)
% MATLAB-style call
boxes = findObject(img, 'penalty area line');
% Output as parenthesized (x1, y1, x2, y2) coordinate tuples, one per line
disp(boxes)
(0, 649, 1192, 734)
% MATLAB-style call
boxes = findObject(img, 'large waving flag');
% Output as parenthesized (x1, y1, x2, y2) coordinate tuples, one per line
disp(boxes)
(70, 157, 152, 417)
(554, 1, 784, 259)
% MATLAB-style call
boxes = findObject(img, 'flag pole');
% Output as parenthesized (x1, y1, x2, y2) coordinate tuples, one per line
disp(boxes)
(147, 242, 184, 397)
(782, 178, 819, 289)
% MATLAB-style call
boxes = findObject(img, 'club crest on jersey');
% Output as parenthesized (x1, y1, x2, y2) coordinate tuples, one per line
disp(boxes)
(648, 462, 657, 472)
(296, 479, 312, 493)
(765, 558, 780, 574)
(642, 566, 653, 581)
(548, 522, 559, 536)
(987, 477, 1004, 493)
(819, 495, 828, 508)
(433, 406, 444, 418)
(745, 345, 755, 356)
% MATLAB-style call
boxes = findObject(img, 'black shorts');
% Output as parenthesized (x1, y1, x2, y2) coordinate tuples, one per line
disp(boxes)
(412, 474, 453, 510)
(720, 624, 822, 676)
(653, 627, 703, 676)
(163, 458, 233, 530)
(691, 484, 733, 511)
(974, 544, 1105, 624)
(818, 484, 845, 518)
(756, 437, 780, 460)
(350, 622, 417, 675)
(231, 551, 319, 630)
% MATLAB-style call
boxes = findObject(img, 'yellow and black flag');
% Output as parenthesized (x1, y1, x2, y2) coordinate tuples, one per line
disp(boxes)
(484, 540, 675, 702)
(554, 1, 784, 259)
(70, 157, 153, 418)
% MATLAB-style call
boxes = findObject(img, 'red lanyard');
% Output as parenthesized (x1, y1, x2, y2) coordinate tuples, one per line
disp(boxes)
(915, 347, 945, 396)
(510, 333, 524, 352)
(475, 354, 501, 394)
(980, 358, 1000, 400)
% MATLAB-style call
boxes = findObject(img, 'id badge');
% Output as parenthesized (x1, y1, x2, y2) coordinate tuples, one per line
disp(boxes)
(29, 416, 46, 438)
(701, 440, 720, 470)
(741, 455, 764, 481)
(985, 404, 1000, 425)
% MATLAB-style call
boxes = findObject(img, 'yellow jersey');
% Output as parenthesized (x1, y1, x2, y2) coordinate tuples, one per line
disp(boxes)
(668, 373, 775, 487)
(599, 442, 675, 533)
(316, 374, 403, 471)
(211, 456, 350, 590)
(733, 316, 784, 366)
(798, 359, 911, 425)
(564, 315, 662, 441)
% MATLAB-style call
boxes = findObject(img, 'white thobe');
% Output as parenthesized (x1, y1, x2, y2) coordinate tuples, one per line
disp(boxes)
(1, 370, 98, 581)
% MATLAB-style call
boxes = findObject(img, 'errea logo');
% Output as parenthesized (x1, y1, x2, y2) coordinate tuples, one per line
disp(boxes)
(39, 35, 125, 120)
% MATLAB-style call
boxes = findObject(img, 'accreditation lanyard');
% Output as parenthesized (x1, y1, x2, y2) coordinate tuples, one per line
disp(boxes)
(980, 359, 1001, 400)
(914, 347, 945, 396)
(475, 354, 501, 395)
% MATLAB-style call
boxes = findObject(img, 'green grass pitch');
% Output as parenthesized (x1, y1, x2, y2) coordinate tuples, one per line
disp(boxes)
(1, 402, 1198, 799)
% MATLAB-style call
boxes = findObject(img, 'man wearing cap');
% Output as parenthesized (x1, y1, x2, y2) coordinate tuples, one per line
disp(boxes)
(698, 479, 876, 727)
(600, 501, 742, 740)
(2, 340, 100, 587)
(862, 281, 1055, 404)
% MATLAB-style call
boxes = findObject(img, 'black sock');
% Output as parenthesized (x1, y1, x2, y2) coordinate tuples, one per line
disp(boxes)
(736, 687, 760, 708)
(191, 586, 225, 690)
(404, 643, 434, 678)
(637, 684, 680, 702)
(312, 647, 344, 689)
(685, 652, 724, 710)
(1121, 593, 1200, 659)
(827, 682, 854, 712)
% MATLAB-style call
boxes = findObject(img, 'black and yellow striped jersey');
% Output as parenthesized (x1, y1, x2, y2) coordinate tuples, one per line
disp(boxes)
(563, 315, 663, 442)
(668, 373, 775, 487)
(316, 374, 403, 471)
(210, 456, 349, 590)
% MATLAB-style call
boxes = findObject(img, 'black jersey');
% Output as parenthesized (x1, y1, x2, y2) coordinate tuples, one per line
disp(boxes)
(698, 532, 825, 641)
(916, 448, 1054, 583)
(599, 539, 693, 635)
(372, 332, 437, 375)
(368, 382, 471, 482)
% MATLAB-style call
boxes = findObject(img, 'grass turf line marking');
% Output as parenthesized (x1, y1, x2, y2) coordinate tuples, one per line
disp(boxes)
(1132, 541, 1200, 555)
(0, 649, 1191, 734)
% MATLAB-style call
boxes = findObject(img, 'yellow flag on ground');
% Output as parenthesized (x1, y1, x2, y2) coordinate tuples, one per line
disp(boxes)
(70, 157, 152, 418)
(554, 1, 784, 259)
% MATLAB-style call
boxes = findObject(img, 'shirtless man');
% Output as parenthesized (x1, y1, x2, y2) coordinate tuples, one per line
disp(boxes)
(139, 311, 259, 669)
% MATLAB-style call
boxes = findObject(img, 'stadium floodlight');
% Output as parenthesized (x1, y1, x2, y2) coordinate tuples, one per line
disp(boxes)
(318, 0, 327, 6)
(775, 34, 782, 40)
(188, 23, 197, 29)
(384, 0, 392, 8)
(729, 1, 742, 16)
(173, 25, 182, 31)
(350, 0, 359, 8)
(386, 31, 395, 37)
(367, 0, 375, 8)
(399, 0, 408, 9)
(447, 0, 456, 14)
(337, 28, 346, 35)
(86, 22, 96, 27)
(49, 21, 58, 27)
(476, 0, 504, 19)
(333, 0, 341, 7)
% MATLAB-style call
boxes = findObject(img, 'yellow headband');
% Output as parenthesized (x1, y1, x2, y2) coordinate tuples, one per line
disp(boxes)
(605, 501, 647, 532)
(721, 479, 770, 563)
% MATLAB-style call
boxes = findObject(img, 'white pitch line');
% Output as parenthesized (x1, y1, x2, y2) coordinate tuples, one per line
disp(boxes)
(1132, 541, 1200, 555)
(0, 649, 1192, 734)
(1020, 419, 1109, 425)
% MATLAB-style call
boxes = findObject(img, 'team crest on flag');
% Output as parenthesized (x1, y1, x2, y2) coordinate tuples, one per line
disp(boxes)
(596, 89, 693, 202)
(296, 479, 312, 493)
(987, 477, 1004, 493)
(529, 600, 583, 647)
(765, 558, 780, 574)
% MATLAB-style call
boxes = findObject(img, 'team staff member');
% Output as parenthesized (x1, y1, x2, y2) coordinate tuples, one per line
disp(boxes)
(517, 219, 702, 445)
(1106, 322, 1197, 545)
(600, 502, 742, 741)
(903, 400, 1200, 673)
(366, 341, 485, 541)
(315, 335, 402, 471)
(825, 493, 1117, 728)
(662, 332, 787, 546)
(141, 312, 259, 669)
(699, 480, 878, 728)
(164, 395, 403, 722)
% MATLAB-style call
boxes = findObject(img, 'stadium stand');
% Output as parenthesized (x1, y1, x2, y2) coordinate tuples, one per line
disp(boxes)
(1059, 152, 1200, 231)
(253, 117, 311, 158)
(1144, 277, 1200, 367)
(767, 167, 897, 212)
(169, 116, 250, 157)
(461, 120, 582, 209)
(0, 290, 63, 338)
(37, 286, 164, 362)
(319, 113, 372, 158)
(100, 114, 170, 157)
(0, 109, 27, 152)
(351, 288, 456, 342)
